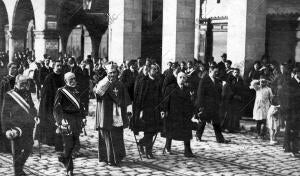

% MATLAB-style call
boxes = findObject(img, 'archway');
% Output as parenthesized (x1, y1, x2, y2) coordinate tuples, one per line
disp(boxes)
(66, 25, 92, 60)
(0, 0, 8, 52)
(57, 0, 108, 58)
(26, 19, 34, 50)
(99, 29, 108, 58)
(12, 0, 35, 53)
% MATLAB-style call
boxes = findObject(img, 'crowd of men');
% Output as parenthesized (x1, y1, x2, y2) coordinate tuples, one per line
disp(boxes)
(0, 49, 299, 176)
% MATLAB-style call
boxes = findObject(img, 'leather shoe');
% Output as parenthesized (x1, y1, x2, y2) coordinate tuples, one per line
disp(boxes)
(66, 171, 73, 176)
(16, 171, 26, 176)
(164, 149, 174, 155)
(184, 151, 195, 158)
(146, 153, 155, 159)
(218, 139, 231, 144)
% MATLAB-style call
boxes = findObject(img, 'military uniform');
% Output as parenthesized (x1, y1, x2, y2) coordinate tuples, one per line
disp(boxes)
(1, 89, 37, 175)
(53, 86, 85, 175)
(0, 74, 15, 152)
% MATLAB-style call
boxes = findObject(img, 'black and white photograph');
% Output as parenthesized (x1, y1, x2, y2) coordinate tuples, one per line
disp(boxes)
(0, 0, 299, 175)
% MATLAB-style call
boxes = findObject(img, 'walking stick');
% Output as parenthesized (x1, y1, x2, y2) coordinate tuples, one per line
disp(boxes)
(10, 139, 16, 176)
(133, 133, 143, 161)
(152, 133, 158, 147)
(128, 112, 142, 161)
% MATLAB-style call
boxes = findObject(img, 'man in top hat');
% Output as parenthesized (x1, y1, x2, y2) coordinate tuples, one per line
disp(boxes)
(1, 75, 38, 175)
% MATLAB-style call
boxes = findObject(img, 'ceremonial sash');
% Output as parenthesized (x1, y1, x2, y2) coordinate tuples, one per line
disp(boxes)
(7, 90, 30, 114)
(61, 88, 80, 109)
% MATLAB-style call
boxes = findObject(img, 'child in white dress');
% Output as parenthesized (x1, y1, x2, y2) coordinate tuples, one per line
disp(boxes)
(250, 78, 273, 138)
(267, 102, 280, 145)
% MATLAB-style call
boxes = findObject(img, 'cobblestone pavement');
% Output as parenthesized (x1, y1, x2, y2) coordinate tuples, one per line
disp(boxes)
(0, 99, 300, 176)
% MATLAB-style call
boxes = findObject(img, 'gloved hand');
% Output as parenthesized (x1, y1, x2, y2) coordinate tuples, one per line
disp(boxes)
(6, 129, 20, 140)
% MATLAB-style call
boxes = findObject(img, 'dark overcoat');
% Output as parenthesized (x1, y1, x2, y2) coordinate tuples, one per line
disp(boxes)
(132, 76, 163, 133)
(288, 78, 300, 131)
(38, 72, 64, 145)
(195, 75, 222, 123)
(163, 84, 194, 141)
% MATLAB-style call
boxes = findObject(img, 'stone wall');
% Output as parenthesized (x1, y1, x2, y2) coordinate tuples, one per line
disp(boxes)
(267, 0, 300, 15)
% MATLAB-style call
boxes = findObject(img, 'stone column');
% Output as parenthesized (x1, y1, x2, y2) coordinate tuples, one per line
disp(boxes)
(34, 31, 46, 61)
(109, 0, 142, 65)
(162, 0, 195, 71)
(295, 17, 300, 62)
(8, 31, 15, 62)
(34, 31, 59, 61)
(83, 28, 92, 59)
(0, 27, 6, 51)
(60, 34, 69, 54)
(227, 0, 267, 75)
(194, 0, 201, 59)
(91, 35, 101, 58)
(7, 30, 25, 62)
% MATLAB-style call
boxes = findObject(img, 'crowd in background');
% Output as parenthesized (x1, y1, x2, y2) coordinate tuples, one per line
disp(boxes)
(0, 49, 299, 158)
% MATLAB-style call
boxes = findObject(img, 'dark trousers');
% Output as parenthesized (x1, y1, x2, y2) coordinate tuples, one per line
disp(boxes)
(139, 132, 156, 152)
(55, 133, 64, 152)
(256, 119, 267, 136)
(165, 138, 191, 152)
(14, 136, 33, 174)
(284, 120, 298, 152)
(0, 133, 11, 153)
(197, 121, 225, 142)
(59, 134, 79, 172)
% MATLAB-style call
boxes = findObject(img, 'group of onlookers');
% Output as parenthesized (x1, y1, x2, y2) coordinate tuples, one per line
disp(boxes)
(0, 50, 299, 175)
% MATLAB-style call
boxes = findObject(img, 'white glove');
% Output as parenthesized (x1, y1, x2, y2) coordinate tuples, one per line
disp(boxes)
(6, 128, 20, 140)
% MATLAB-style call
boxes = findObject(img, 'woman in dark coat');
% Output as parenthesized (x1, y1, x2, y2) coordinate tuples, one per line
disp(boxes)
(162, 72, 195, 157)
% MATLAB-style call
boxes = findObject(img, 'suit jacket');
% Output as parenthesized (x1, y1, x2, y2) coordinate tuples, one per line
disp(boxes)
(195, 75, 222, 122)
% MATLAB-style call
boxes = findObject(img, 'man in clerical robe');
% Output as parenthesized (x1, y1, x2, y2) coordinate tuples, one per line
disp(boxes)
(1, 75, 38, 175)
(53, 72, 85, 176)
(39, 60, 65, 151)
(94, 62, 132, 166)
(0, 62, 18, 153)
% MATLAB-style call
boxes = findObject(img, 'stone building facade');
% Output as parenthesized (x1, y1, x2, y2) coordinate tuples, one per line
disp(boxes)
(0, 0, 299, 75)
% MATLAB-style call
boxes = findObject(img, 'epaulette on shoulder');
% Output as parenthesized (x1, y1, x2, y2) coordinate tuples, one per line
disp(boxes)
(57, 87, 64, 92)
(7, 89, 14, 94)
